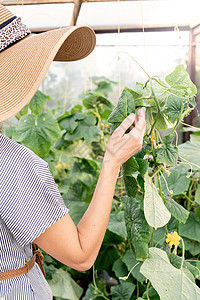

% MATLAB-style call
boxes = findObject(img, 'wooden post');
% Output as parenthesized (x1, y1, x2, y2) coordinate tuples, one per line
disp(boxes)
(70, 0, 82, 26)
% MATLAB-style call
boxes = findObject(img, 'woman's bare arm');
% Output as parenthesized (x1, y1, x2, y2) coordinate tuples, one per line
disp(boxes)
(33, 108, 146, 271)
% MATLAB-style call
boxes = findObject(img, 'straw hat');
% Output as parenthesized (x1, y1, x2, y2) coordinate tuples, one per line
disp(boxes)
(0, 4, 96, 122)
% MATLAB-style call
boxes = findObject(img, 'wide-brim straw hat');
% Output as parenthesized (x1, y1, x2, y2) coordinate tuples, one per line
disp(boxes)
(0, 4, 96, 122)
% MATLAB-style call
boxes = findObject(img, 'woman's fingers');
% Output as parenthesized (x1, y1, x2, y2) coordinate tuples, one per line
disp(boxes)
(114, 113, 136, 137)
(128, 107, 146, 140)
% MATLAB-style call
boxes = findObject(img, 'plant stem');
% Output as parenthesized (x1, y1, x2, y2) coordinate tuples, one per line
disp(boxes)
(150, 229, 154, 247)
(180, 238, 185, 269)
(181, 122, 200, 131)
(118, 51, 151, 78)
(119, 262, 140, 280)
(155, 236, 166, 247)
(137, 281, 139, 298)
(146, 281, 151, 300)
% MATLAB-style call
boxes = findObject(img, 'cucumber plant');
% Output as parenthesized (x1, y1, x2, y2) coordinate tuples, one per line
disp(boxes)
(107, 64, 200, 299)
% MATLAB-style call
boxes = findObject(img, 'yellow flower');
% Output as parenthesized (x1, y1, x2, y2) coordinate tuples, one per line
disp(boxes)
(166, 231, 181, 248)
(184, 108, 190, 115)
(62, 162, 66, 167)
(56, 163, 62, 169)
(157, 144, 162, 149)
(56, 183, 58, 187)
(165, 169, 171, 177)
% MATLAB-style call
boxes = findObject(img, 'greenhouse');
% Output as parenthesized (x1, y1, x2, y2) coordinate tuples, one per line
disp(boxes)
(0, 0, 200, 299)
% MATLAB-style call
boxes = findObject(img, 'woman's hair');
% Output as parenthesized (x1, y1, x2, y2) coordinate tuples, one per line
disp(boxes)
(0, 122, 3, 134)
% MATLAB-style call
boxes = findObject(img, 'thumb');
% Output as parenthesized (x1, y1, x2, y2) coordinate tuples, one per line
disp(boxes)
(114, 113, 136, 137)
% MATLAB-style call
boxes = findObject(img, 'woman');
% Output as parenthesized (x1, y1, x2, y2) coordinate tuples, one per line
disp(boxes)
(0, 3, 146, 299)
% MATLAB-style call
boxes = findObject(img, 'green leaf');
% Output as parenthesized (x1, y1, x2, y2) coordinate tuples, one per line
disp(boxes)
(123, 196, 151, 259)
(182, 238, 200, 256)
(142, 287, 160, 300)
(64, 140, 93, 160)
(160, 168, 190, 196)
(111, 282, 135, 300)
(140, 247, 200, 300)
(112, 259, 129, 282)
(68, 160, 97, 188)
(122, 157, 139, 176)
(144, 174, 171, 229)
(122, 250, 146, 282)
(165, 95, 183, 122)
(165, 64, 197, 98)
(165, 197, 189, 224)
(154, 113, 173, 130)
(12, 113, 61, 157)
(67, 201, 88, 225)
(154, 134, 178, 166)
(107, 211, 127, 239)
(123, 176, 138, 198)
(85, 126, 102, 144)
(59, 113, 85, 133)
(47, 268, 83, 300)
(169, 253, 199, 283)
(95, 245, 120, 272)
(29, 90, 51, 116)
(83, 92, 114, 109)
(178, 141, 200, 170)
(64, 114, 102, 144)
(195, 184, 200, 205)
(107, 89, 135, 123)
(135, 158, 149, 176)
(179, 213, 200, 243)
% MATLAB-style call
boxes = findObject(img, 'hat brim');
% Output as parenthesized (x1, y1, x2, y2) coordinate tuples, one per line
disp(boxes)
(0, 26, 96, 122)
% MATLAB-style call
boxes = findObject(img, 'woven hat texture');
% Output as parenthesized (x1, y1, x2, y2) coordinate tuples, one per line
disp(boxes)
(0, 4, 96, 122)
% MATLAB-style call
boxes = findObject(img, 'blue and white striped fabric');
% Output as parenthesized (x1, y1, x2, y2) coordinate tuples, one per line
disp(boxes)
(0, 133, 69, 299)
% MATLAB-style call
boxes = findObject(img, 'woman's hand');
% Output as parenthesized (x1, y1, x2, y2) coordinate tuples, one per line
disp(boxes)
(104, 107, 146, 168)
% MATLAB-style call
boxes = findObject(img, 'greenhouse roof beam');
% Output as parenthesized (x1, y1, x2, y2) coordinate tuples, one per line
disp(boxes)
(2, 0, 146, 4)
(29, 24, 190, 33)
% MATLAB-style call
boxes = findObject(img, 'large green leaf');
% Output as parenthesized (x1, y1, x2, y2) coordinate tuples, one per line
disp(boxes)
(179, 213, 200, 243)
(47, 268, 83, 300)
(169, 253, 199, 283)
(140, 247, 200, 300)
(107, 89, 136, 123)
(112, 259, 130, 282)
(64, 114, 102, 144)
(122, 157, 139, 176)
(123, 196, 151, 259)
(154, 134, 178, 166)
(67, 160, 97, 187)
(111, 282, 135, 300)
(182, 238, 200, 256)
(165, 95, 183, 122)
(107, 211, 127, 239)
(82, 92, 114, 109)
(59, 113, 85, 133)
(195, 184, 200, 205)
(65, 140, 93, 160)
(165, 196, 189, 224)
(29, 90, 51, 116)
(165, 64, 197, 98)
(122, 250, 145, 282)
(178, 141, 200, 170)
(135, 158, 149, 176)
(12, 113, 61, 157)
(160, 168, 190, 196)
(144, 174, 171, 229)
(123, 176, 138, 198)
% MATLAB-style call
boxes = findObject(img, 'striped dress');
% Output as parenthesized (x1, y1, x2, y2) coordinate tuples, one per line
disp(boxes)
(0, 133, 69, 299)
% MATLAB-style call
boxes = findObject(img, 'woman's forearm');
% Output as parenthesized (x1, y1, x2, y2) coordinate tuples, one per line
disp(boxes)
(76, 159, 120, 267)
